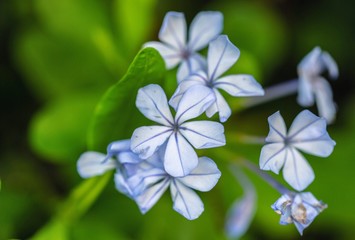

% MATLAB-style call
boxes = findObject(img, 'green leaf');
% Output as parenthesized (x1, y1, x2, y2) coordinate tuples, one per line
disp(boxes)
(29, 93, 101, 163)
(32, 172, 112, 240)
(88, 47, 166, 151)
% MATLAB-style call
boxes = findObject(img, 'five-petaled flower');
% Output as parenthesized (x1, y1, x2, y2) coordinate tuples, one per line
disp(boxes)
(169, 35, 264, 122)
(272, 192, 327, 235)
(131, 84, 226, 177)
(297, 46, 339, 123)
(144, 11, 223, 82)
(77, 140, 221, 220)
(259, 110, 335, 191)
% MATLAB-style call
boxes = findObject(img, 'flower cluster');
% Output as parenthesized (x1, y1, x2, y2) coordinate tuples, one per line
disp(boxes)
(76, 10, 338, 237)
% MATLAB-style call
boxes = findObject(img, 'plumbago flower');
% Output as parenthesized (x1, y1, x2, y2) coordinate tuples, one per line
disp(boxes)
(170, 35, 264, 122)
(297, 46, 339, 123)
(77, 140, 221, 220)
(259, 110, 335, 191)
(272, 192, 327, 235)
(144, 11, 223, 82)
(131, 84, 225, 177)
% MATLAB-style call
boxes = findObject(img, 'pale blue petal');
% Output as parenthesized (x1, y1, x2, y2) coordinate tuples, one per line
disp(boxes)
(288, 110, 323, 139)
(114, 170, 133, 198)
(144, 42, 181, 69)
(188, 11, 223, 51)
(107, 139, 130, 154)
(205, 102, 218, 118)
(175, 85, 215, 124)
(265, 111, 287, 142)
(178, 157, 221, 191)
(297, 76, 315, 107)
(298, 47, 322, 76)
(180, 121, 225, 149)
(177, 54, 207, 83)
(77, 151, 116, 178)
(292, 132, 335, 157)
(170, 180, 204, 220)
(207, 35, 240, 80)
(159, 12, 186, 50)
(135, 178, 170, 214)
(164, 132, 198, 177)
(136, 84, 174, 126)
(131, 126, 172, 159)
(214, 74, 264, 97)
(225, 189, 256, 238)
(321, 51, 339, 79)
(214, 89, 231, 122)
(314, 77, 337, 123)
(259, 143, 286, 174)
(169, 73, 207, 109)
(117, 151, 142, 164)
(127, 168, 167, 196)
(283, 148, 314, 191)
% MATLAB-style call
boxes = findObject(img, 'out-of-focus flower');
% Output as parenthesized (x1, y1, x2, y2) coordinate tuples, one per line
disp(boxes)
(144, 11, 223, 81)
(259, 110, 335, 191)
(170, 35, 264, 122)
(131, 84, 225, 177)
(297, 46, 339, 123)
(272, 192, 327, 235)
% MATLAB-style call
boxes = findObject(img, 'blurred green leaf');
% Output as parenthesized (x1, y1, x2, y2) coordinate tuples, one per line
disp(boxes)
(29, 93, 101, 163)
(15, 29, 114, 100)
(88, 47, 166, 151)
(114, 0, 158, 56)
(32, 172, 112, 240)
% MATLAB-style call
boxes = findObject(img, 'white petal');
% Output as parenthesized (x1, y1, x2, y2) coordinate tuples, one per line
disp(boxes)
(214, 89, 231, 123)
(321, 51, 339, 79)
(131, 126, 172, 159)
(297, 76, 315, 107)
(214, 74, 264, 96)
(180, 121, 225, 149)
(117, 152, 142, 164)
(188, 11, 223, 51)
(178, 157, 221, 191)
(207, 35, 240, 80)
(170, 180, 204, 220)
(127, 167, 167, 196)
(135, 178, 170, 214)
(144, 41, 181, 69)
(136, 84, 174, 126)
(259, 143, 287, 174)
(77, 152, 116, 178)
(159, 12, 186, 50)
(287, 110, 333, 149)
(175, 85, 215, 124)
(177, 54, 207, 82)
(225, 189, 256, 238)
(265, 111, 287, 142)
(164, 133, 198, 177)
(169, 72, 207, 109)
(283, 148, 314, 191)
(314, 77, 337, 123)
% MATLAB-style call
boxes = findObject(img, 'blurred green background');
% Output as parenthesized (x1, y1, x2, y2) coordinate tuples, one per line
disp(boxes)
(1, 0, 354, 239)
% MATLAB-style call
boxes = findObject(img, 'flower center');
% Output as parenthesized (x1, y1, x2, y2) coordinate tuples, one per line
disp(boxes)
(181, 48, 191, 60)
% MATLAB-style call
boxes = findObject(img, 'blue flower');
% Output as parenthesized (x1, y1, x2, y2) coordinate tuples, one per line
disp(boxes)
(144, 11, 223, 82)
(131, 84, 225, 177)
(259, 110, 335, 191)
(77, 140, 221, 220)
(170, 35, 264, 122)
(297, 46, 339, 123)
(272, 192, 327, 235)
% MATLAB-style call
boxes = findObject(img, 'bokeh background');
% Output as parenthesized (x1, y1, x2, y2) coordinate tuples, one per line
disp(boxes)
(1, 0, 355, 239)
